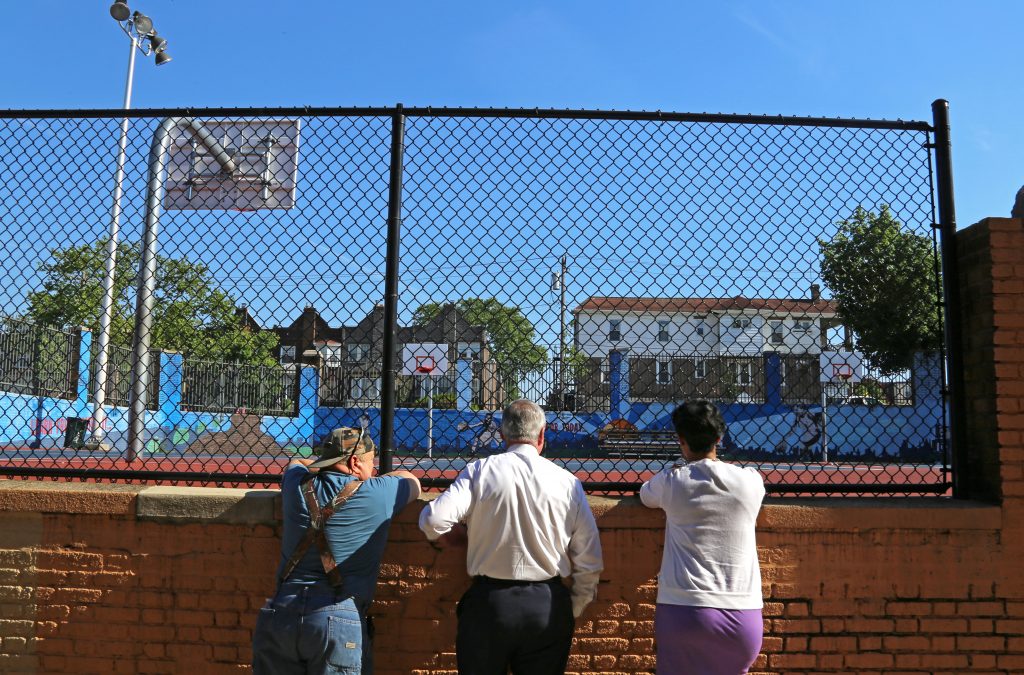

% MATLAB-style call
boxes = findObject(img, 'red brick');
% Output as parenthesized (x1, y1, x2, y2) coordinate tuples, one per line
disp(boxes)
(772, 618, 820, 634)
(996, 618, 1024, 634)
(768, 653, 815, 668)
(845, 652, 894, 668)
(920, 618, 968, 633)
(809, 636, 856, 652)
(921, 655, 966, 671)
(844, 618, 894, 633)
(957, 600, 1005, 615)
(957, 635, 1005, 651)
(884, 635, 931, 651)
(998, 654, 1024, 670)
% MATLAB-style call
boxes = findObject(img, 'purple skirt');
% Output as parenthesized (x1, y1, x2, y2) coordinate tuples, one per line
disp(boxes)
(655, 604, 763, 675)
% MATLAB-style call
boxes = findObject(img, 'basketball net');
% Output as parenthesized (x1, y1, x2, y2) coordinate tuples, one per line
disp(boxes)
(415, 355, 436, 374)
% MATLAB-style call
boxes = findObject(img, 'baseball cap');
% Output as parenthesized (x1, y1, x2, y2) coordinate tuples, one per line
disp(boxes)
(308, 427, 375, 469)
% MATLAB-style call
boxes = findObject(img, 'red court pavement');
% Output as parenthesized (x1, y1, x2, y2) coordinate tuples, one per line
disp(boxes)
(0, 449, 948, 494)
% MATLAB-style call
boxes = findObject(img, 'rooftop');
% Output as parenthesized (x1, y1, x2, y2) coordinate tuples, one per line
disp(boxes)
(574, 295, 838, 314)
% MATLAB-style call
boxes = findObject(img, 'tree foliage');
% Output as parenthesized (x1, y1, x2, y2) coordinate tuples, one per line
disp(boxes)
(818, 205, 941, 375)
(27, 239, 277, 364)
(412, 298, 548, 372)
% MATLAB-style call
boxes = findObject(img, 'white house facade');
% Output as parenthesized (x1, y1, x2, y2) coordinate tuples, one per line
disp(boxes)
(573, 289, 839, 359)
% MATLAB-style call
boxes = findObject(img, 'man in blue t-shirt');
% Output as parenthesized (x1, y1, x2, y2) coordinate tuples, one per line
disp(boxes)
(253, 427, 420, 674)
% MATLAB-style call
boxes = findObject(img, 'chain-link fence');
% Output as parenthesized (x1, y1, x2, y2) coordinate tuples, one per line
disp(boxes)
(0, 105, 957, 494)
(0, 315, 77, 399)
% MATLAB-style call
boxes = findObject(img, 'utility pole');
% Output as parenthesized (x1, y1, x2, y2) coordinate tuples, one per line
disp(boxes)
(553, 253, 567, 408)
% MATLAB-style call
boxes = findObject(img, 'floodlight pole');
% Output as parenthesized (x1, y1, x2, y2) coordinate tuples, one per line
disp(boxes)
(90, 7, 169, 449)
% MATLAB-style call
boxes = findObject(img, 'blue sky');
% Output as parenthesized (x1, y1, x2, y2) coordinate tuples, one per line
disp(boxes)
(1, 1, 1020, 229)
(0, 1, 1020, 356)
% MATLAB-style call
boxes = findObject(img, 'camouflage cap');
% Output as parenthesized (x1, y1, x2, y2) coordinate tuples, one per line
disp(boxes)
(308, 427, 375, 469)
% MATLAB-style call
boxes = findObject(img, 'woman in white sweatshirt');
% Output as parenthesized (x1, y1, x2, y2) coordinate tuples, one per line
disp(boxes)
(640, 400, 766, 675)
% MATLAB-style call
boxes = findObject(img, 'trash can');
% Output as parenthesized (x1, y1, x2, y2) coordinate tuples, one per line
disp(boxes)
(64, 417, 88, 449)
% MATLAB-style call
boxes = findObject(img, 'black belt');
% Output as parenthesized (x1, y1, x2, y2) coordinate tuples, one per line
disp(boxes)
(473, 575, 561, 586)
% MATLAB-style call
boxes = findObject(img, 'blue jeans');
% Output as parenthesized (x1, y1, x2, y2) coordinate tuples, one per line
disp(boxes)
(252, 582, 372, 675)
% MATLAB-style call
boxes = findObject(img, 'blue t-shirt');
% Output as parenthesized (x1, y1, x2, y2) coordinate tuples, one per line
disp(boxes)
(277, 465, 411, 602)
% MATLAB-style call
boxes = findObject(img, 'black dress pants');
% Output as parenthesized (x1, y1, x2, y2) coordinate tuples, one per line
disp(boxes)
(456, 576, 574, 675)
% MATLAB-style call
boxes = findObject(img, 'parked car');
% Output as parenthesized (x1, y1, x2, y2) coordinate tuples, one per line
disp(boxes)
(835, 395, 882, 406)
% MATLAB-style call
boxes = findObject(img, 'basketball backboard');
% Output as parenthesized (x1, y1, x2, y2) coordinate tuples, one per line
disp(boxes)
(819, 350, 865, 383)
(402, 343, 450, 376)
(164, 119, 301, 211)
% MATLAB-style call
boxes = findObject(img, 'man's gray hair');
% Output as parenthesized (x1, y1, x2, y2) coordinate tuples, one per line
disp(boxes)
(501, 399, 546, 442)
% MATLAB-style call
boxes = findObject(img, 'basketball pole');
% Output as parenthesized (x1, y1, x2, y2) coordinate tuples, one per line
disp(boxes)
(820, 386, 828, 464)
(426, 374, 433, 459)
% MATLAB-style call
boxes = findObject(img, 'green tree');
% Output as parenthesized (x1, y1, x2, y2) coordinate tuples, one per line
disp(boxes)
(27, 239, 277, 364)
(853, 378, 887, 403)
(412, 298, 549, 372)
(562, 346, 593, 385)
(818, 205, 941, 375)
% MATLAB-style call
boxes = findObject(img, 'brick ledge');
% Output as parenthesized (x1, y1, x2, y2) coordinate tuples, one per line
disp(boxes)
(0, 481, 1001, 531)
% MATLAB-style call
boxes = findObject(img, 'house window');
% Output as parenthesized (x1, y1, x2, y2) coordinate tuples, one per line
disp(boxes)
(770, 321, 785, 345)
(279, 345, 296, 364)
(658, 321, 670, 343)
(608, 319, 622, 343)
(457, 342, 480, 360)
(347, 343, 368, 362)
(793, 318, 813, 332)
(351, 377, 380, 401)
(734, 361, 752, 386)
(656, 360, 673, 385)
(731, 317, 752, 330)
(317, 344, 343, 366)
(695, 321, 707, 337)
(694, 359, 707, 380)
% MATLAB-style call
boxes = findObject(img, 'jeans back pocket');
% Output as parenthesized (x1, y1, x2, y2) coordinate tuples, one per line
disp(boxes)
(326, 613, 363, 673)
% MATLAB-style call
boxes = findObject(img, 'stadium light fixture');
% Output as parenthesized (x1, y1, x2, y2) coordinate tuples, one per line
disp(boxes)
(109, 0, 130, 21)
(149, 32, 167, 53)
(132, 11, 153, 35)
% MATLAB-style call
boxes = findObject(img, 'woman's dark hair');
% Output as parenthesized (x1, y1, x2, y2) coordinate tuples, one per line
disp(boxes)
(671, 400, 726, 455)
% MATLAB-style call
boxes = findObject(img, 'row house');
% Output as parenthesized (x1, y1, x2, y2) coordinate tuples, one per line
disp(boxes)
(264, 304, 502, 408)
(572, 286, 843, 405)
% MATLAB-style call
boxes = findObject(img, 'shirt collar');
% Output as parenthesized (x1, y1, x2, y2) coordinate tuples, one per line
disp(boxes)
(506, 443, 540, 457)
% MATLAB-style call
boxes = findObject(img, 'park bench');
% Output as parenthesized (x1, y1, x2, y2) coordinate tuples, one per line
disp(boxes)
(598, 428, 679, 459)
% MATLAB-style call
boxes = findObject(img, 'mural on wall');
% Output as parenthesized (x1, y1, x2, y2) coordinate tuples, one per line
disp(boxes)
(182, 412, 281, 456)
(457, 411, 501, 456)
(0, 348, 942, 465)
(773, 405, 824, 460)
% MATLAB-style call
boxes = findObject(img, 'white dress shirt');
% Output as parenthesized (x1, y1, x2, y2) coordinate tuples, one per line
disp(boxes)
(419, 443, 604, 617)
(640, 458, 765, 610)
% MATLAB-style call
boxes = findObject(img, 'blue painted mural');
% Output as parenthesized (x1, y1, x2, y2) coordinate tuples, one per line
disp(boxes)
(0, 329, 944, 464)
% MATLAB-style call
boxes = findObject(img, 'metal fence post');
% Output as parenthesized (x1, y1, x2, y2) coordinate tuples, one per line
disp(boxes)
(931, 99, 967, 498)
(380, 105, 406, 474)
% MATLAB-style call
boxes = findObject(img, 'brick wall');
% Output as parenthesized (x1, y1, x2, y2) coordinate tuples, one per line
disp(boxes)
(0, 217, 1021, 674)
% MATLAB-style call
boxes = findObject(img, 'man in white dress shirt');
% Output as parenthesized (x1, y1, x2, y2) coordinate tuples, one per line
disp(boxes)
(419, 399, 603, 675)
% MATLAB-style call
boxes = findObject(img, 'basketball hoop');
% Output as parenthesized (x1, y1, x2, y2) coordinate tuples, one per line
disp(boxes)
(832, 363, 853, 380)
(415, 355, 436, 374)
